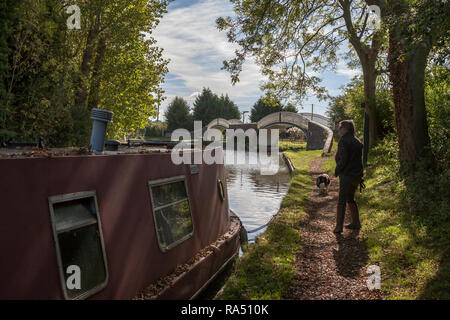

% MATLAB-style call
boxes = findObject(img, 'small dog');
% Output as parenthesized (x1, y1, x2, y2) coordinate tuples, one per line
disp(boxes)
(316, 173, 331, 196)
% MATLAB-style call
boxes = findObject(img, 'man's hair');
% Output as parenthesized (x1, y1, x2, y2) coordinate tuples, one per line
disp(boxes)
(339, 120, 356, 135)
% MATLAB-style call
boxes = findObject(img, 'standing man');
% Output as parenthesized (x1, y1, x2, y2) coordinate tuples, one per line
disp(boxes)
(334, 120, 364, 233)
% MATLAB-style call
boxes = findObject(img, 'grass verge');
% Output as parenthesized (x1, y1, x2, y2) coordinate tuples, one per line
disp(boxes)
(279, 141, 306, 152)
(324, 137, 449, 299)
(218, 148, 322, 299)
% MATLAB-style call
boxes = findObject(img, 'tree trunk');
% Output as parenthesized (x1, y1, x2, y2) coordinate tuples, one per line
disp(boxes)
(362, 59, 377, 147)
(75, 27, 99, 109)
(72, 27, 99, 146)
(87, 35, 106, 110)
(389, 33, 431, 168)
(340, 0, 380, 147)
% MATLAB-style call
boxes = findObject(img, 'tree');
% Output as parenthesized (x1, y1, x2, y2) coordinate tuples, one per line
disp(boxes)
(327, 76, 394, 138)
(193, 88, 219, 125)
(366, 0, 449, 168)
(424, 65, 450, 170)
(192, 88, 241, 124)
(284, 103, 298, 113)
(250, 98, 282, 122)
(218, 94, 241, 120)
(0, 0, 20, 142)
(144, 121, 168, 139)
(2, 0, 78, 145)
(249, 98, 297, 122)
(327, 95, 348, 130)
(217, 0, 387, 148)
(1, 0, 169, 146)
(164, 97, 193, 132)
(72, 0, 169, 141)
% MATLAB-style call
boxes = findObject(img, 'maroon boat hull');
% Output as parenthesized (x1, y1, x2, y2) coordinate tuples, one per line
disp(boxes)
(0, 151, 238, 299)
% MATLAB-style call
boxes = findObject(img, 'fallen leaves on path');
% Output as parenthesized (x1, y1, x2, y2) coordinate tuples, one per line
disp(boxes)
(284, 155, 382, 300)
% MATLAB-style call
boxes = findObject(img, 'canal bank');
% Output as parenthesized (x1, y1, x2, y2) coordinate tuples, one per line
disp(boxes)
(217, 136, 450, 300)
(216, 141, 380, 300)
(217, 147, 324, 299)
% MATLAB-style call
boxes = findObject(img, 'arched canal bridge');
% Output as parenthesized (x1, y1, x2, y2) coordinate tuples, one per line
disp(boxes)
(205, 112, 334, 155)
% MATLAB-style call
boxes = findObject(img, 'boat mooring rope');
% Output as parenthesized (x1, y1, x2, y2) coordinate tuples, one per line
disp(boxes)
(246, 214, 276, 234)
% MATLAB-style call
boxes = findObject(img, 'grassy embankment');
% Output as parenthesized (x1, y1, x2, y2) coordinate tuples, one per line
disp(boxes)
(220, 135, 449, 300)
(323, 138, 449, 299)
(219, 141, 325, 299)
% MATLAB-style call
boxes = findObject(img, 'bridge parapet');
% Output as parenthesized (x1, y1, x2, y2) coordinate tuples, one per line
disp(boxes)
(299, 112, 332, 127)
(206, 118, 230, 130)
(257, 112, 309, 131)
(202, 113, 333, 155)
(257, 112, 333, 155)
(228, 119, 243, 125)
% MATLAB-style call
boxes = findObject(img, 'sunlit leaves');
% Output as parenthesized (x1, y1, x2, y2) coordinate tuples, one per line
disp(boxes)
(0, 0, 169, 145)
(216, 0, 387, 105)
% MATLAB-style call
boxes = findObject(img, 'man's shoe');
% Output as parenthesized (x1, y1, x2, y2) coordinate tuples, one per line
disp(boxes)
(333, 204, 346, 233)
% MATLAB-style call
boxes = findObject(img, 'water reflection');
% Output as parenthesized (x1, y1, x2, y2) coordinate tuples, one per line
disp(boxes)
(224, 151, 291, 241)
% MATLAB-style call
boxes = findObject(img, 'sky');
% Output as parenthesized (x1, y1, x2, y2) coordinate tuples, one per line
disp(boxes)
(152, 0, 361, 121)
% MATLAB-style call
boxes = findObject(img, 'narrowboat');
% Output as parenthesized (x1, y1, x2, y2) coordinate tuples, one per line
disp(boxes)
(0, 143, 243, 299)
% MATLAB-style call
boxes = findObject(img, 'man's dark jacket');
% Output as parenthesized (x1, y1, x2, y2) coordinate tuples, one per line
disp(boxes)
(335, 132, 364, 177)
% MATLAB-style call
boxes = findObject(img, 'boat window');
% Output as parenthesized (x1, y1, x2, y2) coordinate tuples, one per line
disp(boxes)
(48, 191, 108, 300)
(148, 176, 194, 252)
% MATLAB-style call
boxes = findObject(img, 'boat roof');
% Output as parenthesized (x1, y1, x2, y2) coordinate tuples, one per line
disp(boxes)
(0, 145, 175, 158)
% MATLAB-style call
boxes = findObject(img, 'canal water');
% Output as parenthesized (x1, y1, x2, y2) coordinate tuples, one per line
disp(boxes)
(197, 151, 293, 299)
(224, 150, 292, 242)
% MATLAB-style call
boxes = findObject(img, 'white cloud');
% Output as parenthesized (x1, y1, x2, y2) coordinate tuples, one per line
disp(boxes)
(152, 0, 265, 111)
(335, 67, 362, 78)
(151, 0, 359, 118)
(334, 55, 362, 78)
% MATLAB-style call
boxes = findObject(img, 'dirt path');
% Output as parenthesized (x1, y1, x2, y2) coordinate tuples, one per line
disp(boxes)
(284, 155, 381, 300)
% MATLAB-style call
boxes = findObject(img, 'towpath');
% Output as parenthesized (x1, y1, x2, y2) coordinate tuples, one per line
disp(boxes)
(284, 155, 382, 300)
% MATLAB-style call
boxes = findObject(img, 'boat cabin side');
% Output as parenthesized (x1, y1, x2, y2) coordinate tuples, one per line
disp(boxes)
(0, 150, 237, 299)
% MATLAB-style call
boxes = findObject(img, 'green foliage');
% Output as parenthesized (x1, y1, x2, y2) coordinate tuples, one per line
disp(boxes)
(219, 94, 242, 120)
(0, 0, 20, 141)
(144, 121, 168, 139)
(192, 88, 217, 125)
(2, 0, 79, 146)
(326, 77, 395, 139)
(1, 0, 169, 146)
(325, 134, 449, 299)
(250, 98, 282, 123)
(217, 0, 387, 104)
(164, 97, 193, 132)
(280, 127, 305, 140)
(381, 0, 449, 60)
(425, 65, 450, 171)
(284, 103, 298, 113)
(96, 0, 169, 139)
(278, 141, 306, 152)
(192, 88, 241, 125)
(249, 98, 298, 123)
